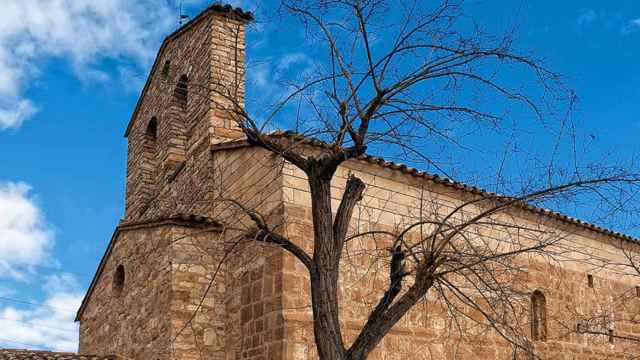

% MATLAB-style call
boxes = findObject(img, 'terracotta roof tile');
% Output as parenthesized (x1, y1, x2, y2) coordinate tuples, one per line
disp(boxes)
(208, 3, 254, 21)
(0, 349, 117, 360)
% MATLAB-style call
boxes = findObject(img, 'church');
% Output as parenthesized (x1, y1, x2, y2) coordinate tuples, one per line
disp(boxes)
(2, 3, 640, 360)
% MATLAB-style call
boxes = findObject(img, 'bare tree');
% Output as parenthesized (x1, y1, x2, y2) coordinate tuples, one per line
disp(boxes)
(165, 1, 640, 359)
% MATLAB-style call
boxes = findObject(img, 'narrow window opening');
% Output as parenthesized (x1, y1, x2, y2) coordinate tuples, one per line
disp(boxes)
(587, 274, 594, 288)
(139, 117, 159, 208)
(608, 329, 614, 344)
(161, 60, 171, 78)
(531, 290, 547, 341)
(114, 264, 125, 292)
(166, 76, 189, 168)
(174, 74, 188, 108)
(636, 286, 640, 297)
(146, 117, 158, 141)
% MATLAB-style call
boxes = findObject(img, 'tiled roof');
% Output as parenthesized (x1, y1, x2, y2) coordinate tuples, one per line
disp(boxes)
(207, 3, 254, 21)
(0, 349, 117, 360)
(119, 213, 220, 228)
(211, 130, 640, 244)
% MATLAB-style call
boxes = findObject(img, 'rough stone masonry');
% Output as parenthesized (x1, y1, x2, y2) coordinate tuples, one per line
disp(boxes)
(69, 3, 640, 360)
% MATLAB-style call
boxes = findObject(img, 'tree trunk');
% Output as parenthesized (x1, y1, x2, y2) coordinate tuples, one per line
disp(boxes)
(309, 174, 347, 359)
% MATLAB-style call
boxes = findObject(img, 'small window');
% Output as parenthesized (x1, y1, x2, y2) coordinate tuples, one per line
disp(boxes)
(146, 117, 158, 140)
(531, 290, 547, 341)
(114, 264, 125, 292)
(174, 75, 188, 108)
(161, 60, 171, 78)
(608, 329, 614, 344)
(636, 286, 640, 297)
(587, 274, 594, 288)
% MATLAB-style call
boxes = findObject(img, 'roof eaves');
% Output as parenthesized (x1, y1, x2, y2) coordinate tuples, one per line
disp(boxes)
(210, 131, 640, 245)
(0, 349, 119, 359)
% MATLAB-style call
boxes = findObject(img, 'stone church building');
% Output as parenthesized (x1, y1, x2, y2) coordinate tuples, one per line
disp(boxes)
(3, 3, 640, 360)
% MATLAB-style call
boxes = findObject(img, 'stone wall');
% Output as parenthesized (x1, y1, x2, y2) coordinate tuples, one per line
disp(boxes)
(82, 136, 640, 360)
(80, 8, 253, 360)
(124, 10, 247, 222)
(79, 3, 640, 359)
(79, 223, 174, 359)
(167, 222, 227, 360)
(211, 146, 286, 360)
(277, 157, 640, 359)
(152, 146, 286, 360)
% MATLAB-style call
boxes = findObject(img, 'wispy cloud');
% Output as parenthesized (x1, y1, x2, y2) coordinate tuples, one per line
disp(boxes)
(621, 18, 640, 35)
(0, 100, 37, 130)
(575, 8, 598, 32)
(0, 0, 181, 131)
(248, 52, 315, 100)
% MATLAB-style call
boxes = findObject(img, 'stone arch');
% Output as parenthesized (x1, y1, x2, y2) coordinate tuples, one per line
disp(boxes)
(531, 290, 547, 341)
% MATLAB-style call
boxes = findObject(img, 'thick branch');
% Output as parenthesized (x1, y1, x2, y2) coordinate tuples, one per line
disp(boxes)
(226, 199, 313, 269)
(333, 174, 366, 244)
(347, 265, 435, 359)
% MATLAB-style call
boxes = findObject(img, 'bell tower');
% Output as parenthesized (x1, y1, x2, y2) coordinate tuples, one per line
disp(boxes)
(75, 4, 253, 360)
(122, 3, 252, 222)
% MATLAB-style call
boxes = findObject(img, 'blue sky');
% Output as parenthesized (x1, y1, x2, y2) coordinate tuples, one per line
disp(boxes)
(0, 0, 638, 352)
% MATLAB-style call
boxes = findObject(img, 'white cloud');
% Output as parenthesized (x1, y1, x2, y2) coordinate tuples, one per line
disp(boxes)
(0, 99, 38, 130)
(0, 182, 83, 351)
(0, 0, 180, 130)
(0, 182, 53, 279)
(575, 9, 598, 32)
(0, 274, 83, 352)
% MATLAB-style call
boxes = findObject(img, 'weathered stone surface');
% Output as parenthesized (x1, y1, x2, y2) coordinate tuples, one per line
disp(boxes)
(75, 3, 640, 360)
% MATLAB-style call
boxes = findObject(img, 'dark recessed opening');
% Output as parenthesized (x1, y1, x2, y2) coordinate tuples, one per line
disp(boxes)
(114, 264, 125, 292)
(531, 290, 547, 341)
(636, 286, 640, 297)
(174, 74, 188, 108)
(161, 60, 171, 78)
(146, 117, 158, 140)
(608, 329, 614, 344)
(587, 274, 594, 288)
